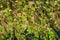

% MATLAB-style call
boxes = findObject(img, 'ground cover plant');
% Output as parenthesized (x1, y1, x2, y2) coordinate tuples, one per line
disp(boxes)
(0, 0, 60, 40)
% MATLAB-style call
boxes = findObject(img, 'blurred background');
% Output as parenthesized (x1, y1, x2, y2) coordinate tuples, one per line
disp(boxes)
(0, 0, 60, 40)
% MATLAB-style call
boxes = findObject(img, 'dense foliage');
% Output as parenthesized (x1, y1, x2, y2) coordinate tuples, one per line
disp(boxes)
(0, 0, 60, 40)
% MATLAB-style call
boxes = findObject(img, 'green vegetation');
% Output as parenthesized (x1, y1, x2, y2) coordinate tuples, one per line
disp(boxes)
(0, 0, 60, 40)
